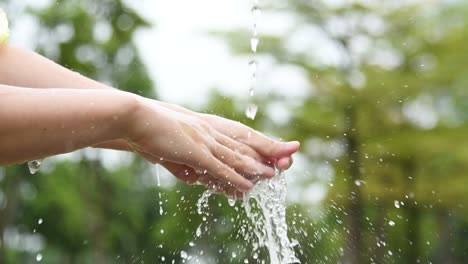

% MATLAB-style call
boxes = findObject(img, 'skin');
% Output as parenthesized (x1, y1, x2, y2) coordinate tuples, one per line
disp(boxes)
(0, 44, 300, 195)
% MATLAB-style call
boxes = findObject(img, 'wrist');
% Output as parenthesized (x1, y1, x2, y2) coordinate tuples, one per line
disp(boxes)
(110, 91, 144, 141)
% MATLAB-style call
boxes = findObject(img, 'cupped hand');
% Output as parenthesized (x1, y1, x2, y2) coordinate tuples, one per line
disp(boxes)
(149, 99, 300, 169)
(197, 113, 299, 170)
(127, 100, 276, 192)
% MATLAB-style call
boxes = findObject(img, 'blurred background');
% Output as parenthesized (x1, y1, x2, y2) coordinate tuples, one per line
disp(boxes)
(1, 0, 468, 263)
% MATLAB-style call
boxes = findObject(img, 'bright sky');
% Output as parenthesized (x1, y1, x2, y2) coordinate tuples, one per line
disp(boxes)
(130, 0, 309, 106)
(132, 0, 252, 105)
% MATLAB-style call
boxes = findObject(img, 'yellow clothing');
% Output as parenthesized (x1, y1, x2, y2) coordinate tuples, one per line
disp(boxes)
(0, 8, 9, 44)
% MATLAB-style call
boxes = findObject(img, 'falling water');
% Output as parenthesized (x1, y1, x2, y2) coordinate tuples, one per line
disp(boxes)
(196, 171, 300, 263)
(227, 1, 299, 262)
(155, 165, 164, 216)
(245, 1, 262, 120)
(243, 171, 300, 264)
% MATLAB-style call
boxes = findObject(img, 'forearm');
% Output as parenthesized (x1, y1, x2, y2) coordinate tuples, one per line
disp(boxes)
(0, 44, 112, 90)
(0, 85, 138, 165)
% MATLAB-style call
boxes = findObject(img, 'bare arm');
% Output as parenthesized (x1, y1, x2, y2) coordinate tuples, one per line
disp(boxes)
(0, 44, 298, 194)
(0, 44, 111, 90)
(0, 85, 137, 165)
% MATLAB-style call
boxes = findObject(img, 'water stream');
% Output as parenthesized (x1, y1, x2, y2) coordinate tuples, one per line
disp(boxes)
(196, 171, 300, 264)
(245, 0, 261, 120)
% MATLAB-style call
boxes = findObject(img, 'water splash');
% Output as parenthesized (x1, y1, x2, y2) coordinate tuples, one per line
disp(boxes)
(28, 159, 43, 174)
(196, 171, 300, 264)
(196, 190, 213, 215)
(243, 171, 300, 264)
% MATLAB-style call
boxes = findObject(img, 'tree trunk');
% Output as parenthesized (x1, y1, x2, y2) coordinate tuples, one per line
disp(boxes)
(372, 204, 387, 264)
(433, 209, 456, 264)
(403, 159, 420, 264)
(343, 106, 363, 264)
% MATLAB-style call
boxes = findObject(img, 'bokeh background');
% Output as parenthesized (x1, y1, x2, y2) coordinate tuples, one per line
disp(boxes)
(1, 0, 468, 263)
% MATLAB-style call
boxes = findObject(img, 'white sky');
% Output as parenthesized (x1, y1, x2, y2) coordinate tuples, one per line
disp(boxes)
(131, 0, 309, 106)
(132, 0, 253, 105)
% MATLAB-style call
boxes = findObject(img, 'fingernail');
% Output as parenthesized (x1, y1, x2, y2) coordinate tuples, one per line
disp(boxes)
(288, 141, 300, 147)
(263, 167, 275, 178)
(240, 181, 254, 192)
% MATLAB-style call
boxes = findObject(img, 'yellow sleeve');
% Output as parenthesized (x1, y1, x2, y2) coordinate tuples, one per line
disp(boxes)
(0, 8, 9, 44)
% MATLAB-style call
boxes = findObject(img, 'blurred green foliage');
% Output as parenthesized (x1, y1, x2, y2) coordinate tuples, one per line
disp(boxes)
(1, 1, 468, 264)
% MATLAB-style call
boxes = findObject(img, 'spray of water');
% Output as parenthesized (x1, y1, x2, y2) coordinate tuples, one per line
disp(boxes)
(196, 171, 300, 264)
(243, 171, 300, 264)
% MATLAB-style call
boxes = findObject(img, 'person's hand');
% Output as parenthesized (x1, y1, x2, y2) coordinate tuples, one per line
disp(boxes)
(197, 113, 299, 170)
(94, 98, 300, 196)
(126, 99, 277, 192)
(148, 99, 299, 169)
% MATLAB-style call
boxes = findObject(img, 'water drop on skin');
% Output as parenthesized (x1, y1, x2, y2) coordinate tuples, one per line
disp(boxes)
(28, 160, 43, 174)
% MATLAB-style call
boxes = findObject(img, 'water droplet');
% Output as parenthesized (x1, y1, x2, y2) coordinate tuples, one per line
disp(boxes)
(248, 60, 258, 74)
(36, 253, 42, 262)
(251, 6, 262, 20)
(227, 197, 236, 207)
(245, 104, 258, 120)
(388, 220, 395, 226)
(180, 251, 188, 259)
(38, 218, 43, 225)
(250, 37, 259, 52)
(354, 180, 362, 186)
(28, 160, 43, 174)
(249, 87, 255, 97)
(394, 200, 400, 209)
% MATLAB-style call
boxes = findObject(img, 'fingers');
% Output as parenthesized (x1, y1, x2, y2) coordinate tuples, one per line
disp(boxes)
(197, 174, 243, 199)
(197, 153, 253, 192)
(239, 131, 300, 158)
(210, 142, 275, 180)
(202, 114, 300, 159)
(163, 162, 243, 199)
(212, 131, 263, 162)
(276, 156, 294, 170)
